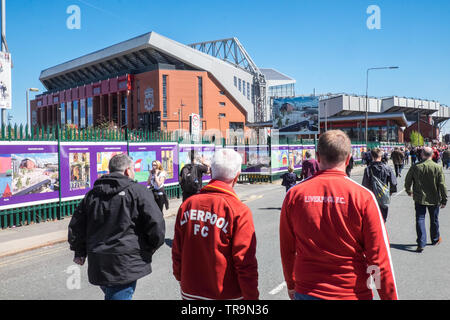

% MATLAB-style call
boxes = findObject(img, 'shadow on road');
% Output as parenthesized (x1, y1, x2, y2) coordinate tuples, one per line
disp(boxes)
(389, 243, 419, 253)
(258, 207, 282, 211)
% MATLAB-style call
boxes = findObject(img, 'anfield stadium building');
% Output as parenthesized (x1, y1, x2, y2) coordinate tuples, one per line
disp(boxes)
(31, 31, 450, 143)
(31, 32, 296, 136)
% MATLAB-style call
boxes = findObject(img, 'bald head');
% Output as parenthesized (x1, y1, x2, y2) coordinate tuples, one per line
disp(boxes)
(423, 147, 433, 159)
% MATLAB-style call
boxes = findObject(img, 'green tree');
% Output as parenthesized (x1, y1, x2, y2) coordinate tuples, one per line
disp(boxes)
(410, 130, 424, 147)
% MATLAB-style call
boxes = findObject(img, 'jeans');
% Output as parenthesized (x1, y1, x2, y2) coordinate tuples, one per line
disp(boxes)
(294, 292, 323, 300)
(100, 281, 137, 300)
(394, 164, 403, 177)
(415, 203, 440, 248)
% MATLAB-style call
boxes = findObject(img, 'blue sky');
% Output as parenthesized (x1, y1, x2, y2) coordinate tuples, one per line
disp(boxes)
(4, 0, 450, 132)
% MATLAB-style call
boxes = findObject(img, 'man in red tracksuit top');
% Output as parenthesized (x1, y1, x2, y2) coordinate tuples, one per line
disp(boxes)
(172, 148, 258, 300)
(280, 130, 398, 300)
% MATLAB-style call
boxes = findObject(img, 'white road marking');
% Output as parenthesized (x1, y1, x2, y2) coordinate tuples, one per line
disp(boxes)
(393, 188, 405, 197)
(269, 281, 286, 295)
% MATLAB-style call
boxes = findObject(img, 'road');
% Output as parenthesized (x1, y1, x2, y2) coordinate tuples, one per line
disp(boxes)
(1, 164, 450, 300)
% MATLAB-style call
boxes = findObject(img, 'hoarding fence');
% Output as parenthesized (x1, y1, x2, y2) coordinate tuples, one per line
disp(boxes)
(0, 123, 392, 230)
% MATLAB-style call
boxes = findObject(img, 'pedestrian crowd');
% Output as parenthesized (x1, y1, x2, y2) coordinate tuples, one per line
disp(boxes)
(67, 131, 447, 301)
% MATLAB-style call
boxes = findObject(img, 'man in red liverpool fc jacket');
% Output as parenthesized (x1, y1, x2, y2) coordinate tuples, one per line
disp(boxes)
(280, 130, 398, 300)
(172, 148, 258, 300)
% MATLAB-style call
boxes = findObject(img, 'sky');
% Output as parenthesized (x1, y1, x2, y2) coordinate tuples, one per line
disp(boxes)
(3, 0, 450, 133)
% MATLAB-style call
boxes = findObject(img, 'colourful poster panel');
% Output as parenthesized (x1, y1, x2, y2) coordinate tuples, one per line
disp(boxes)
(288, 145, 303, 169)
(60, 143, 128, 199)
(271, 145, 290, 173)
(129, 143, 178, 186)
(0, 142, 59, 208)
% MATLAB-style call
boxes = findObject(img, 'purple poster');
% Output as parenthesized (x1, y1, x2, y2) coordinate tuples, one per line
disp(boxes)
(129, 142, 178, 187)
(0, 142, 59, 209)
(178, 144, 214, 182)
(271, 145, 290, 173)
(60, 142, 127, 200)
(288, 145, 303, 169)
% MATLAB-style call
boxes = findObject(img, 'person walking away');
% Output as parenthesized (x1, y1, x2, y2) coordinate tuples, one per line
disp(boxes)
(363, 149, 372, 166)
(279, 130, 398, 300)
(179, 150, 210, 202)
(346, 155, 354, 177)
(410, 148, 417, 165)
(432, 146, 440, 163)
(381, 151, 389, 164)
(404, 148, 410, 166)
(172, 148, 259, 300)
(362, 148, 397, 222)
(442, 147, 450, 169)
(300, 151, 319, 180)
(281, 166, 300, 192)
(390, 147, 405, 178)
(148, 160, 169, 213)
(68, 154, 166, 300)
(405, 147, 447, 253)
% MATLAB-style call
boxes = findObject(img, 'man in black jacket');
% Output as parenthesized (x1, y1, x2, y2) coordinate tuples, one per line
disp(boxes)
(362, 148, 397, 222)
(68, 154, 166, 300)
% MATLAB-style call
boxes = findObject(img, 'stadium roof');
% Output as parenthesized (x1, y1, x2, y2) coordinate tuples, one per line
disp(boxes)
(38, 31, 258, 122)
(260, 68, 295, 81)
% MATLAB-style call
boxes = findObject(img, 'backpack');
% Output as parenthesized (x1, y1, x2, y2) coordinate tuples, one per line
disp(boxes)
(369, 167, 390, 209)
(180, 164, 201, 195)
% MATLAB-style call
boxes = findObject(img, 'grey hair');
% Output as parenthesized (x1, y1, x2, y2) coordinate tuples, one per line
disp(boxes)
(109, 154, 134, 173)
(211, 148, 242, 182)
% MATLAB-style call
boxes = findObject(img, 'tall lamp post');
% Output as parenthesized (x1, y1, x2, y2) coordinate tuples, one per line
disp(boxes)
(26, 88, 39, 131)
(365, 66, 399, 145)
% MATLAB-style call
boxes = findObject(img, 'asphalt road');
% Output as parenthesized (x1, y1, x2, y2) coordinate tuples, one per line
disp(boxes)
(1, 164, 450, 300)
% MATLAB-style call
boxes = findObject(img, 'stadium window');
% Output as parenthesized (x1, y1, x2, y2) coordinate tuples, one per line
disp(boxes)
(243, 81, 246, 96)
(247, 83, 250, 100)
(238, 79, 241, 91)
(162, 75, 168, 118)
(198, 76, 203, 118)
(219, 102, 226, 106)
(234, 76, 237, 87)
(219, 91, 225, 95)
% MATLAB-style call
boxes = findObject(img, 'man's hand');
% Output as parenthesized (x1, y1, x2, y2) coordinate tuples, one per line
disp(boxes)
(73, 256, 86, 266)
(441, 204, 446, 209)
(288, 289, 296, 300)
(406, 191, 412, 197)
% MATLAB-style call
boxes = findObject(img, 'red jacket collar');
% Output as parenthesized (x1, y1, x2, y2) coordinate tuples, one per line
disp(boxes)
(201, 180, 240, 201)
(314, 169, 348, 177)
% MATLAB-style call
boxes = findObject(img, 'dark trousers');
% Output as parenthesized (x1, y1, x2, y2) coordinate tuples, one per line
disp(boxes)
(394, 164, 403, 177)
(415, 203, 440, 248)
(380, 206, 388, 223)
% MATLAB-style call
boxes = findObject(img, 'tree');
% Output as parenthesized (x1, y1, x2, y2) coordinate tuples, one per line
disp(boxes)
(410, 130, 424, 147)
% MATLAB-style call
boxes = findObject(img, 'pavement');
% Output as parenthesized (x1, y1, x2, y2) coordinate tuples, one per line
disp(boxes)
(0, 165, 367, 259)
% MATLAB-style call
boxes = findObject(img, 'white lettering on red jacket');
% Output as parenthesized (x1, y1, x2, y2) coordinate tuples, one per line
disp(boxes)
(280, 170, 398, 300)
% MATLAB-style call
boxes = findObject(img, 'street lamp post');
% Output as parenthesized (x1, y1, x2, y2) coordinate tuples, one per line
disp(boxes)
(26, 88, 39, 132)
(365, 66, 399, 146)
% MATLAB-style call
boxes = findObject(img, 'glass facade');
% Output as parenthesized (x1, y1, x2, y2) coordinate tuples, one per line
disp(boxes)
(87, 97, 93, 127)
(80, 99, 86, 128)
(162, 75, 168, 118)
(73, 101, 79, 127)
(338, 124, 399, 142)
(66, 101, 72, 124)
(60, 103, 65, 125)
(268, 83, 295, 97)
(198, 77, 203, 118)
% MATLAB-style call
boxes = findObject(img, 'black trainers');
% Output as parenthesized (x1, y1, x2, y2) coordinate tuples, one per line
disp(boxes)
(416, 246, 424, 253)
